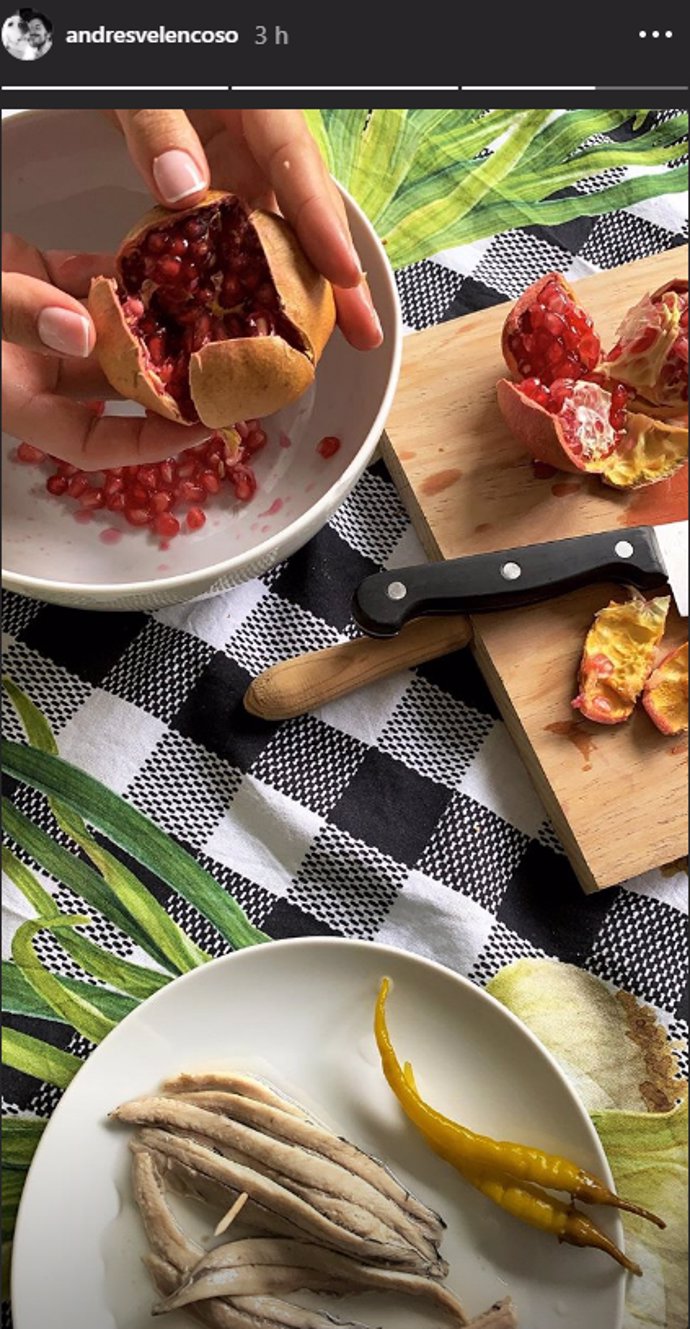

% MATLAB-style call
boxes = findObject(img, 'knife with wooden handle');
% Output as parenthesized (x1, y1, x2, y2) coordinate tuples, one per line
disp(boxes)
(243, 616, 473, 720)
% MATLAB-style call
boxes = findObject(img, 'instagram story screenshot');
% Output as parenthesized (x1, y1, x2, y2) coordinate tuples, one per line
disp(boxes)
(1, 9, 688, 1329)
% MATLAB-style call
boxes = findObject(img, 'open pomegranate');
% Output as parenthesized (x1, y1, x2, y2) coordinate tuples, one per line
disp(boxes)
(501, 273, 601, 384)
(642, 640, 689, 736)
(89, 190, 336, 438)
(572, 595, 670, 725)
(600, 278, 688, 413)
(496, 375, 688, 488)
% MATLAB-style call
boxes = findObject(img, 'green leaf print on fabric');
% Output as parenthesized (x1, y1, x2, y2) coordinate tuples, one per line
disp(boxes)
(303, 108, 688, 269)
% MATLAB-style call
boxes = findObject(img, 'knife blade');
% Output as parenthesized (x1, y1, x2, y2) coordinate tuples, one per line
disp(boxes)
(353, 522, 688, 638)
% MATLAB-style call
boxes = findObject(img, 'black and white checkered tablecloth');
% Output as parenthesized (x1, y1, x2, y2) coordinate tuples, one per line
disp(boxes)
(2, 184, 688, 1144)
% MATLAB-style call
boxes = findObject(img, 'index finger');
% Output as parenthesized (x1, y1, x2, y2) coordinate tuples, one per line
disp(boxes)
(236, 109, 363, 289)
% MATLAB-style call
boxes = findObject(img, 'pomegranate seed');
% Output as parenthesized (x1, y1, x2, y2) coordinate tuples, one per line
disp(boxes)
(245, 428, 268, 453)
(122, 297, 145, 322)
(150, 491, 173, 513)
(200, 470, 221, 494)
(154, 255, 184, 283)
(611, 383, 631, 411)
(543, 312, 564, 337)
(58, 462, 78, 478)
(79, 487, 105, 510)
(630, 326, 658, 355)
(158, 461, 176, 486)
(221, 273, 242, 305)
(67, 473, 89, 498)
(593, 696, 612, 714)
(183, 216, 207, 240)
(46, 474, 68, 496)
(146, 231, 168, 254)
(317, 435, 341, 459)
(137, 467, 159, 491)
(169, 236, 189, 257)
(154, 512, 181, 538)
(17, 442, 45, 464)
(579, 333, 600, 366)
(129, 483, 149, 506)
(148, 335, 166, 366)
(230, 464, 257, 502)
(585, 654, 615, 677)
(186, 507, 206, 531)
(189, 239, 211, 263)
(180, 258, 199, 284)
(124, 506, 151, 527)
(107, 492, 126, 512)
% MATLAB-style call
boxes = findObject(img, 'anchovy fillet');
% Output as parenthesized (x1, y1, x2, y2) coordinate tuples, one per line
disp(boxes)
(137, 1162, 370, 1329)
(162, 1072, 311, 1121)
(148, 1256, 371, 1329)
(113, 1096, 441, 1270)
(154, 1236, 468, 1323)
(175, 1088, 444, 1240)
(131, 1146, 196, 1272)
(135, 1128, 424, 1270)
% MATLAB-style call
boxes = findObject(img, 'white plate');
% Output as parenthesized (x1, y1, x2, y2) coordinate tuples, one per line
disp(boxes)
(11, 939, 625, 1329)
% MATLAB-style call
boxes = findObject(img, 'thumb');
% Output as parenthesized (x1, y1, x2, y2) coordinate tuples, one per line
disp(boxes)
(1, 272, 94, 357)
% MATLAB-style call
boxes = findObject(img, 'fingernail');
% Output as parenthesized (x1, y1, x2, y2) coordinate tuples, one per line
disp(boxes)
(344, 230, 364, 277)
(37, 307, 92, 358)
(353, 283, 383, 345)
(152, 150, 205, 204)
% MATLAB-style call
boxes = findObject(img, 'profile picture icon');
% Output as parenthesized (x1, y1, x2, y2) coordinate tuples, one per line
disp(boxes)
(2, 8, 53, 59)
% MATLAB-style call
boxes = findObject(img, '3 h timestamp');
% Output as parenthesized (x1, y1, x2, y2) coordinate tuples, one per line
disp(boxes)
(255, 24, 289, 45)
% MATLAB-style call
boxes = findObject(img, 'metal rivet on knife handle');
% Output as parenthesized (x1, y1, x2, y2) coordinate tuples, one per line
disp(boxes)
(615, 540, 634, 559)
(387, 581, 408, 600)
(500, 562, 522, 581)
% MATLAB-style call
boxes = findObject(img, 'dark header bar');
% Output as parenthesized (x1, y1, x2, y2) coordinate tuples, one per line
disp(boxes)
(1, 2, 688, 95)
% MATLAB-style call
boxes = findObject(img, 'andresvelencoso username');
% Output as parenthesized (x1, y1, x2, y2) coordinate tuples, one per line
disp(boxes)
(65, 25, 240, 44)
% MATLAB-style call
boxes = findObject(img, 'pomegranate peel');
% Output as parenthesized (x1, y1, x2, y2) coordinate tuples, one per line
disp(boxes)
(89, 189, 335, 435)
(89, 275, 186, 424)
(572, 595, 670, 725)
(501, 272, 600, 385)
(600, 278, 688, 411)
(642, 641, 689, 736)
(599, 412, 688, 490)
(496, 377, 688, 489)
(189, 336, 314, 430)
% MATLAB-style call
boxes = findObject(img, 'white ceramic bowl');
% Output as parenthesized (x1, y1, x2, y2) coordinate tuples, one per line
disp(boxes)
(1, 110, 402, 611)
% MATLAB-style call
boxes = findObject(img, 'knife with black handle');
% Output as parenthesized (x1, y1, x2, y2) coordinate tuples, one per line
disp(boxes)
(353, 522, 688, 638)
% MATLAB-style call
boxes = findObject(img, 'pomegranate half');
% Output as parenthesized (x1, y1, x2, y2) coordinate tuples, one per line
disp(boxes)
(600, 278, 688, 413)
(501, 273, 601, 385)
(642, 640, 689, 736)
(496, 376, 688, 488)
(89, 190, 336, 434)
(572, 595, 670, 726)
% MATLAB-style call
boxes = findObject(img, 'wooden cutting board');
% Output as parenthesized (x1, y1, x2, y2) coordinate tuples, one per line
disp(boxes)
(382, 248, 689, 891)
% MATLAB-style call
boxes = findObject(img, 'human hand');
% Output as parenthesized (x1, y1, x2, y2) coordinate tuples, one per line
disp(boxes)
(111, 108, 383, 352)
(1, 233, 212, 469)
